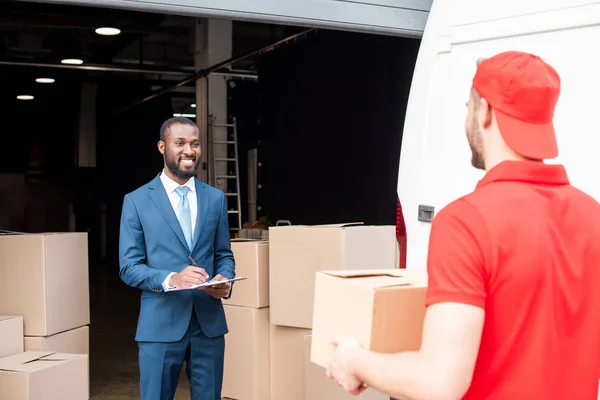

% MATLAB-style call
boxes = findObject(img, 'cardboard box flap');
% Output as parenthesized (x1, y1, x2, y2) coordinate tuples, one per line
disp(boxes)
(42, 353, 83, 361)
(0, 231, 73, 237)
(270, 222, 365, 230)
(231, 238, 266, 243)
(322, 269, 405, 278)
(0, 352, 83, 373)
(320, 269, 420, 289)
(0, 351, 54, 371)
(231, 238, 268, 244)
(308, 222, 364, 228)
(0, 230, 26, 236)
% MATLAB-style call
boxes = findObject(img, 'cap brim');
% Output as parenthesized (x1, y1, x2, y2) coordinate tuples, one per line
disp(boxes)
(495, 110, 558, 160)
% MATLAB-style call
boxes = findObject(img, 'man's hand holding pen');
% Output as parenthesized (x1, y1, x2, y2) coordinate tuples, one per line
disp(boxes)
(169, 265, 209, 289)
(169, 256, 231, 298)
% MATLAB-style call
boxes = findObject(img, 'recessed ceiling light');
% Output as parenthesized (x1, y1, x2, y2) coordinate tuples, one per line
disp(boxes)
(61, 58, 83, 65)
(95, 27, 121, 36)
(17, 95, 34, 100)
(173, 113, 196, 118)
(36, 78, 55, 83)
(191, 104, 197, 108)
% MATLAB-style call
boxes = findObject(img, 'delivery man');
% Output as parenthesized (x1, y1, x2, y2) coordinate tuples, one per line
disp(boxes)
(326, 51, 600, 399)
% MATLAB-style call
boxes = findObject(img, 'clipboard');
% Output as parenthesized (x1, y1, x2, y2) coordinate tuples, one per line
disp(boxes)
(166, 276, 247, 292)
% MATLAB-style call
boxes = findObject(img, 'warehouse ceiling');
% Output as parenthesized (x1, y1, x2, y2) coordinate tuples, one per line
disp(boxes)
(0, 0, 305, 82)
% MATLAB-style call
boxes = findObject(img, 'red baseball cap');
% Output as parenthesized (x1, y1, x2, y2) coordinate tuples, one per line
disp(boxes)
(472, 51, 561, 160)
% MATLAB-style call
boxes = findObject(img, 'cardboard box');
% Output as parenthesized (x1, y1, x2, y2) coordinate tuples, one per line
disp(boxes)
(24, 325, 89, 355)
(269, 223, 396, 329)
(0, 316, 24, 358)
(303, 335, 388, 400)
(224, 240, 269, 308)
(0, 233, 90, 336)
(223, 306, 270, 400)
(0, 351, 89, 400)
(311, 269, 427, 368)
(270, 325, 311, 400)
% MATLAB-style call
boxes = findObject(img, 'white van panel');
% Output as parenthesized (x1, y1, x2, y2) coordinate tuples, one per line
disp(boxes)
(396, 0, 454, 270)
(399, 1, 600, 270)
(453, 0, 599, 26)
(452, 2, 600, 44)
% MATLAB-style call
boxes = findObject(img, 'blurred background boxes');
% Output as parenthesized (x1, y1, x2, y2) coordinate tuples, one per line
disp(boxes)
(0, 232, 90, 336)
(0, 351, 89, 400)
(222, 239, 270, 400)
(0, 316, 24, 359)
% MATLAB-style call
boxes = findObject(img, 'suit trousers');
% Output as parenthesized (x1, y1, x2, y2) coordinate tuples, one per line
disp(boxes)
(138, 306, 225, 400)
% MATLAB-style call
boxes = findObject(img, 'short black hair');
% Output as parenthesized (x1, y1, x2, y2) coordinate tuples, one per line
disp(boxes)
(159, 117, 198, 142)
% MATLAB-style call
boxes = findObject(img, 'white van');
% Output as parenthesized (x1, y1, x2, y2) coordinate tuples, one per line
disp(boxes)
(399, 0, 600, 270)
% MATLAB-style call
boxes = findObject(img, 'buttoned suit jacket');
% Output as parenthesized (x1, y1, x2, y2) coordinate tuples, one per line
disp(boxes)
(119, 174, 235, 342)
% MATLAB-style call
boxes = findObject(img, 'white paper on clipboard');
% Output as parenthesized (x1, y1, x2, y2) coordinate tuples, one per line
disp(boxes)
(165, 276, 247, 292)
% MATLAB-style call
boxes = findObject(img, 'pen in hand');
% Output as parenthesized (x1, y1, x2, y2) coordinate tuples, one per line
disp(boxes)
(188, 256, 210, 282)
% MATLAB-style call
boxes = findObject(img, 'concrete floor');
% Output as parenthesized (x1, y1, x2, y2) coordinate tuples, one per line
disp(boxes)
(89, 267, 191, 399)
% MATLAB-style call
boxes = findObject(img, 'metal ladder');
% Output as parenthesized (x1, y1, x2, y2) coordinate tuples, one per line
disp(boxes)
(209, 116, 242, 233)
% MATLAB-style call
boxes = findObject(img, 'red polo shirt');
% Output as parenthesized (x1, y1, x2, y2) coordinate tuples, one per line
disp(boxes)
(425, 161, 600, 399)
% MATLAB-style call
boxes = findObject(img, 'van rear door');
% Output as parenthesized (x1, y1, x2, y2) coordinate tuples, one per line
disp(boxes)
(399, 0, 600, 269)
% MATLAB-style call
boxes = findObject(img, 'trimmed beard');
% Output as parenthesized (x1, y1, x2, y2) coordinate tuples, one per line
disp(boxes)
(165, 148, 198, 180)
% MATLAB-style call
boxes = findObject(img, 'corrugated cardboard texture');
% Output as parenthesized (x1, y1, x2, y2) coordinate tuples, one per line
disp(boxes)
(224, 241, 269, 308)
(24, 325, 89, 355)
(0, 351, 88, 400)
(0, 316, 23, 358)
(311, 269, 427, 368)
(269, 224, 396, 329)
(303, 335, 388, 400)
(0, 233, 90, 336)
(270, 325, 311, 400)
(223, 306, 270, 400)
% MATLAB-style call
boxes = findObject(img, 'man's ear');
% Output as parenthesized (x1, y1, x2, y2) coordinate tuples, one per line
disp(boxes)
(478, 98, 493, 129)
(157, 140, 165, 155)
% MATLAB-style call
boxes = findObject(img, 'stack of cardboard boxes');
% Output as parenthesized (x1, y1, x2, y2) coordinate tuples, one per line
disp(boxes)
(215, 222, 426, 400)
(268, 223, 397, 400)
(0, 232, 90, 399)
(222, 239, 271, 400)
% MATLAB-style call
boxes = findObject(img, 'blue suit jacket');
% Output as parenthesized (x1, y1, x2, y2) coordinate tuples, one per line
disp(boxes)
(119, 174, 235, 342)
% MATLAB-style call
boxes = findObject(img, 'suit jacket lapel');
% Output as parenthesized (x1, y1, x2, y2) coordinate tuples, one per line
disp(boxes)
(192, 178, 208, 251)
(147, 175, 189, 250)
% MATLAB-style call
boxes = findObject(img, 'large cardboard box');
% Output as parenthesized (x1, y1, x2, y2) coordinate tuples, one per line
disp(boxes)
(223, 306, 270, 400)
(269, 223, 396, 329)
(224, 240, 269, 308)
(24, 325, 89, 355)
(311, 269, 427, 368)
(0, 316, 24, 358)
(303, 335, 388, 400)
(270, 325, 311, 400)
(0, 233, 90, 336)
(0, 351, 89, 400)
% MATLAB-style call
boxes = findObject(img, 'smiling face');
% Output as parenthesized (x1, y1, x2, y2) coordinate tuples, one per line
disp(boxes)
(158, 122, 201, 184)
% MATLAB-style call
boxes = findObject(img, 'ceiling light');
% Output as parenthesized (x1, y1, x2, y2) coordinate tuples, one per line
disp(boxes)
(36, 78, 55, 83)
(95, 27, 121, 36)
(61, 58, 83, 65)
(191, 104, 197, 108)
(17, 95, 34, 100)
(173, 113, 196, 118)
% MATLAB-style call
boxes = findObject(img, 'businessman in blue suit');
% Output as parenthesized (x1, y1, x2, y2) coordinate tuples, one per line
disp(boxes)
(119, 117, 235, 400)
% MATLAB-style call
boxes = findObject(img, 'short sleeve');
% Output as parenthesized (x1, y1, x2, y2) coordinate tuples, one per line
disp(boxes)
(425, 198, 489, 309)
